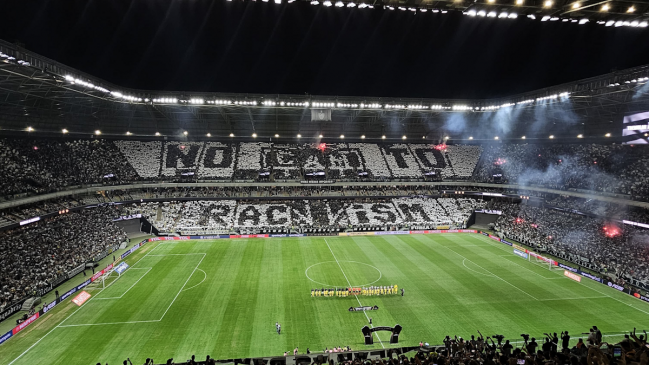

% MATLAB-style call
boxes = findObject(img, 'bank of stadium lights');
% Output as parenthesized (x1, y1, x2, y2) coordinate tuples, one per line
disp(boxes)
(233, 100, 257, 106)
(312, 102, 335, 108)
(360, 103, 381, 109)
(385, 104, 406, 109)
(452, 105, 471, 111)
(430, 105, 444, 110)
(407, 104, 428, 109)
(153, 98, 178, 104)
(337, 103, 359, 108)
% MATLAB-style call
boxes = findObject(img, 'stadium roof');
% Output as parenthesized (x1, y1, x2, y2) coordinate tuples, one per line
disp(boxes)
(305, 0, 649, 23)
(1, 39, 649, 142)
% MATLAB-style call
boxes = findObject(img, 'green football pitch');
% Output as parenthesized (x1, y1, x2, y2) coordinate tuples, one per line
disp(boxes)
(3, 233, 649, 365)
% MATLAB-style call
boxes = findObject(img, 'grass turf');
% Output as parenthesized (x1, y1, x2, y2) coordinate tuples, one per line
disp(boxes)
(2, 233, 649, 365)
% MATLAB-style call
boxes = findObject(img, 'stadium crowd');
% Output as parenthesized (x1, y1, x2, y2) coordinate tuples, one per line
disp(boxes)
(492, 202, 649, 288)
(0, 207, 128, 308)
(2, 138, 649, 201)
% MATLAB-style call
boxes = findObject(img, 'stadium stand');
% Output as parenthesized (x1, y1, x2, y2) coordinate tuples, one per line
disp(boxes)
(493, 202, 649, 288)
(0, 207, 127, 306)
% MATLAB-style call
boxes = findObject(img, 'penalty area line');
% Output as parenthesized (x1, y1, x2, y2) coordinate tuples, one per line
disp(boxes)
(7, 241, 165, 365)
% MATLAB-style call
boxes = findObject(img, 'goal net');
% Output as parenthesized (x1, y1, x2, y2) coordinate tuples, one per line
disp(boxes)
(86, 262, 130, 290)
(530, 252, 562, 271)
(86, 270, 121, 290)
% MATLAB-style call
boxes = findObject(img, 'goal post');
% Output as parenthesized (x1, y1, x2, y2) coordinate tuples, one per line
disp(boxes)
(529, 251, 562, 271)
(87, 262, 130, 290)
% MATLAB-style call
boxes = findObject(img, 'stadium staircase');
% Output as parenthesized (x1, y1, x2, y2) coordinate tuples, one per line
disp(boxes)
(21, 297, 40, 311)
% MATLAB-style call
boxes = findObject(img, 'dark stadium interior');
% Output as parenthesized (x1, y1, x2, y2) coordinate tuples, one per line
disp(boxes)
(3, 1, 649, 365)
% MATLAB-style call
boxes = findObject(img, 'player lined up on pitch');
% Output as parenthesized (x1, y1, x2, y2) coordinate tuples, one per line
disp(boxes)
(311, 285, 399, 297)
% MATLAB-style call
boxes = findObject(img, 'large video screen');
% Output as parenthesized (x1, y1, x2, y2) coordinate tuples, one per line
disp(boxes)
(623, 111, 649, 144)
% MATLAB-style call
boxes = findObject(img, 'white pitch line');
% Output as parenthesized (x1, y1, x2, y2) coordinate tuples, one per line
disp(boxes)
(537, 296, 609, 301)
(324, 238, 385, 349)
(439, 244, 539, 301)
(94, 268, 152, 300)
(182, 269, 207, 292)
(8, 241, 164, 365)
(473, 235, 649, 315)
(58, 319, 160, 328)
(147, 253, 206, 256)
(158, 253, 206, 321)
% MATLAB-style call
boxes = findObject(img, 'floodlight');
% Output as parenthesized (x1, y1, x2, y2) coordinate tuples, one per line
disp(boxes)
(544, 0, 552, 7)
(572, 2, 580, 9)
(494, 136, 499, 140)
(155, 132, 161, 136)
(516, 0, 523, 4)
(361, 135, 366, 139)
(605, 133, 611, 137)
(402, 135, 407, 140)
(183, 131, 188, 136)
(469, 136, 474, 140)
(275, 134, 280, 137)
(549, 135, 554, 139)
(62, 128, 69, 134)
(206, 133, 211, 137)
(229, 133, 234, 137)
(601, 4, 609, 11)
(253, 133, 258, 138)
(382, 135, 386, 139)
(95, 130, 102, 135)
(521, 136, 526, 139)
(627, 6, 635, 12)
(297, 134, 302, 138)
(126, 131, 132, 136)
(319, 134, 323, 138)
(577, 134, 583, 138)
(340, 134, 345, 138)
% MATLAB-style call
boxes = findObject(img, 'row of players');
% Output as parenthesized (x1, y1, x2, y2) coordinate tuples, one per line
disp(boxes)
(310, 285, 399, 297)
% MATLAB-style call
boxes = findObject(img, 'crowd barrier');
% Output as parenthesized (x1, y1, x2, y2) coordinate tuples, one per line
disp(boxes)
(0, 238, 152, 345)
(483, 232, 649, 306)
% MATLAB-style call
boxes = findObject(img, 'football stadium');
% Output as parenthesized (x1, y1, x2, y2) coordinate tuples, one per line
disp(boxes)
(1, 1, 649, 365)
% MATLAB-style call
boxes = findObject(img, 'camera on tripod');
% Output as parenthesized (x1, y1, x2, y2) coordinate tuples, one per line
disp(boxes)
(492, 335, 505, 344)
(521, 334, 530, 342)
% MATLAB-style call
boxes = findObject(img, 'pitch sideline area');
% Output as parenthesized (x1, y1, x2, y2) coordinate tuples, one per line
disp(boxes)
(3, 233, 649, 365)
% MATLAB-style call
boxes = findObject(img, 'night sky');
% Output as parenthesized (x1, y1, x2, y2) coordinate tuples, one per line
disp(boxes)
(1, 0, 648, 99)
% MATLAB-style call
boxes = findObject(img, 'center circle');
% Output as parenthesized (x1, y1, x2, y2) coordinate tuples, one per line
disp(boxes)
(305, 261, 382, 287)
